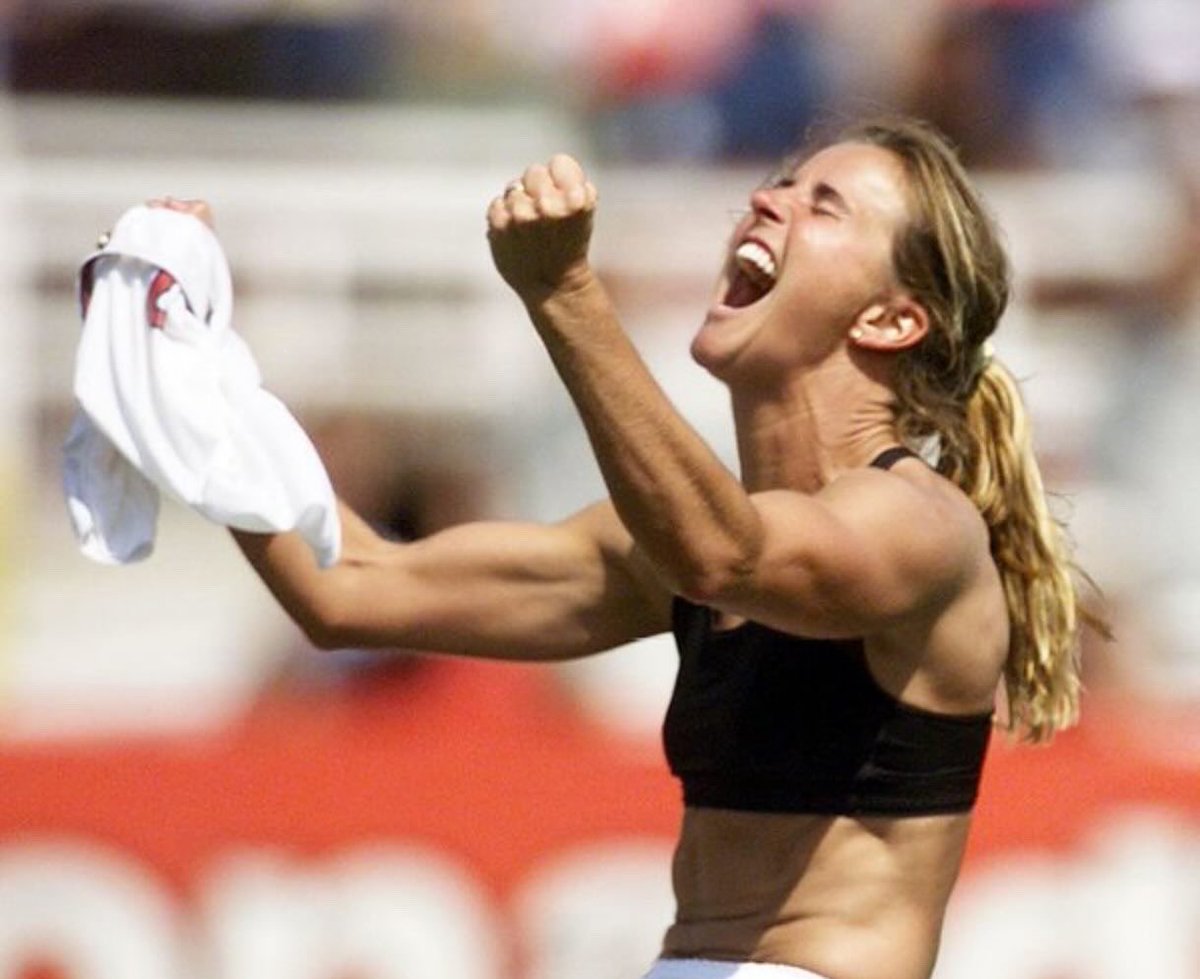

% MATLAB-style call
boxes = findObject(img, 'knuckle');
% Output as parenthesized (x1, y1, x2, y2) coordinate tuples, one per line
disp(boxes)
(535, 194, 565, 218)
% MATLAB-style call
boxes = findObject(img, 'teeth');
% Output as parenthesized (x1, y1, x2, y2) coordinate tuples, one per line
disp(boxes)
(734, 241, 777, 287)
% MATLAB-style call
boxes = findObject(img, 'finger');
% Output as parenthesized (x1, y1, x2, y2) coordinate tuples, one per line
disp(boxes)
(531, 159, 589, 218)
(551, 154, 593, 211)
(486, 195, 510, 233)
(562, 180, 587, 211)
(548, 153, 585, 190)
(522, 164, 555, 199)
(498, 173, 541, 221)
(559, 178, 598, 214)
(507, 187, 540, 222)
(521, 166, 564, 217)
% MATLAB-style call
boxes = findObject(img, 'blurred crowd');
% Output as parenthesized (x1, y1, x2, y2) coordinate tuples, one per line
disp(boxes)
(3, 0, 1200, 719)
(2, 0, 1197, 170)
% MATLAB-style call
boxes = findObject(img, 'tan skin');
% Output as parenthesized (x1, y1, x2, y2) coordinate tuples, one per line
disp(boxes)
(152, 146, 1008, 979)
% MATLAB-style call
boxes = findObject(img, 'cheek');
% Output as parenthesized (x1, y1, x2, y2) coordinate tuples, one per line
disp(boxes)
(813, 229, 896, 299)
(786, 226, 883, 297)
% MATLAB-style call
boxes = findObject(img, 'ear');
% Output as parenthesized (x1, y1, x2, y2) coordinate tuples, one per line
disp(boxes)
(848, 298, 929, 352)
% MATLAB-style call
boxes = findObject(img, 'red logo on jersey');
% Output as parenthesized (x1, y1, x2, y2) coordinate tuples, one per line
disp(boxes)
(146, 269, 178, 329)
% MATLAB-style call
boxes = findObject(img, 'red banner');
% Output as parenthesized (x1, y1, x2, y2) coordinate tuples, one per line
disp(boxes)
(0, 659, 1196, 979)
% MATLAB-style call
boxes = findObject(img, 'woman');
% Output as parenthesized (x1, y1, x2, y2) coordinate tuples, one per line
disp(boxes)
(180, 117, 1088, 979)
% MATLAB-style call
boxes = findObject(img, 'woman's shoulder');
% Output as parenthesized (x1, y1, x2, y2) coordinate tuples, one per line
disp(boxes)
(827, 452, 989, 561)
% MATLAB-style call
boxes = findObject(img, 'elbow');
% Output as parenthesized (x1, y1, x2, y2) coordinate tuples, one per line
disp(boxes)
(677, 572, 749, 608)
(668, 514, 766, 605)
(292, 585, 362, 652)
(672, 547, 760, 607)
(294, 544, 409, 652)
(303, 619, 350, 652)
(295, 606, 351, 652)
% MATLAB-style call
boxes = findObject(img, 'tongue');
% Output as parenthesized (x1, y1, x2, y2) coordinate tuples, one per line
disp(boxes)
(725, 271, 765, 309)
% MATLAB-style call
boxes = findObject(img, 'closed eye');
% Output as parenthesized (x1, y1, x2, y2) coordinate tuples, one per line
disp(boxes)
(812, 181, 849, 217)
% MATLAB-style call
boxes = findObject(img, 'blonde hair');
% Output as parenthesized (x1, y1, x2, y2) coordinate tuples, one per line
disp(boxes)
(839, 116, 1100, 742)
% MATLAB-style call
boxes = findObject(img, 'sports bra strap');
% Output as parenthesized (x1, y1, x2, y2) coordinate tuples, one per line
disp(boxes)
(869, 445, 917, 471)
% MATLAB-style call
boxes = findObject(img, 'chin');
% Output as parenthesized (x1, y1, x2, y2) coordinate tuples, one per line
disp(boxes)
(690, 312, 742, 380)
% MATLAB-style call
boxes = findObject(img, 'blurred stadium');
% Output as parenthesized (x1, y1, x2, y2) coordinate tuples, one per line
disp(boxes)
(0, 2, 1197, 978)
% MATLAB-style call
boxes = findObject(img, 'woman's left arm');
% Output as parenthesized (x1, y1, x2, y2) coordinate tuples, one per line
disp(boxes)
(487, 156, 977, 638)
(488, 155, 766, 605)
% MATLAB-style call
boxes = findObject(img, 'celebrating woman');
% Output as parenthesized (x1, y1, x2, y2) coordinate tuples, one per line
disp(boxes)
(164, 116, 1090, 979)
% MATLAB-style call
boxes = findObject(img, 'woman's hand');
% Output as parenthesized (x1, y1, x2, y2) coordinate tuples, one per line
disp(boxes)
(487, 153, 598, 305)
(147, 196, 215, 229)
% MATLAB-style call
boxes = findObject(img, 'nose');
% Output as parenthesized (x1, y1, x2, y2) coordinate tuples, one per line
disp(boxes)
(749, 187, 785, 224)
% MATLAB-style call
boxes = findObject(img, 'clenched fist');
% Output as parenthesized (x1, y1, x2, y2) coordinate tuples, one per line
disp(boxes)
(487, 153, 599, 304)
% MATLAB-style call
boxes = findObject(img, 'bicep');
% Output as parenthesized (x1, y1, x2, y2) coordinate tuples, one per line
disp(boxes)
(708, 479, 974, 638)
(313, 501, 672, 659)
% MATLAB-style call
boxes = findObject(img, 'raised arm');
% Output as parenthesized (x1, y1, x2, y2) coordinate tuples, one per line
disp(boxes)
(487, 157, 982, 641)
(487, 158, 762, 601)
(232, 498, 672, 660)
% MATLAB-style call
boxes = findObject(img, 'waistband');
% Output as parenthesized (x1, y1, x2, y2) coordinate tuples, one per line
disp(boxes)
(642, 958, 830, 979)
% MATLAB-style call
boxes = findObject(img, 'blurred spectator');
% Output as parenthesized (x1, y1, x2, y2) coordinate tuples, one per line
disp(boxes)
(1087, 0, 1200, 168)
(539, 0, 830, 163)
(10, 1, 396, 100)
(906, 0, 1103, 170)
(706, 3, 830, 161)
(577, 0, 755, 161)
(0, 0, 13, 85)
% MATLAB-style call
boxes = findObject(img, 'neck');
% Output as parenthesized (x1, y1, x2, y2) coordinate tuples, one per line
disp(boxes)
(730, 356, 900, 493)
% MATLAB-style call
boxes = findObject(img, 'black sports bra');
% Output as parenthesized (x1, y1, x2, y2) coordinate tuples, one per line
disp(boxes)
(660, 447, 993, 816)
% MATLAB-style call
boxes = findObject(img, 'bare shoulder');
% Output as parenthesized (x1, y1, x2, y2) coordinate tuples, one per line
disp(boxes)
(833, 459, 1007, 712)
(820, 454, 990, 603)
(724, 455, 992, 640)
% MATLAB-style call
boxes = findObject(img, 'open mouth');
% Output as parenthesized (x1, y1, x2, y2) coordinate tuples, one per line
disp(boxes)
(723, 239, 777, 308)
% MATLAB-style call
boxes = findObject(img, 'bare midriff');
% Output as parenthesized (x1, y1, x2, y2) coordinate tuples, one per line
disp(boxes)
(660, 806, 973, 979)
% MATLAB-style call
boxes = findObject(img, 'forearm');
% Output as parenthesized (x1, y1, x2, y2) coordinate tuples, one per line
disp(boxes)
(525, 273, 763, 598)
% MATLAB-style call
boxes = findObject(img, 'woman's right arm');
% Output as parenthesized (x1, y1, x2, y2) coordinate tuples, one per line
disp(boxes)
(231, 498, 673, 661)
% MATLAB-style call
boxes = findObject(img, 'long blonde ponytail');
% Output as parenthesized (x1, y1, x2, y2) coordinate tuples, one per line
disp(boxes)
(948, 361, 1086, 741)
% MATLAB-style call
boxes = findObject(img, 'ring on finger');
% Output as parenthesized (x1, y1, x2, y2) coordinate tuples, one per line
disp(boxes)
(504, 179, 525, 196)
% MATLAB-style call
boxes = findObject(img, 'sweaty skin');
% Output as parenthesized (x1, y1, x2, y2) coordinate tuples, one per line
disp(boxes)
(196, 140, 1008, 979)
(665, 808, 971, 979)
(487, 151, 1005, 979)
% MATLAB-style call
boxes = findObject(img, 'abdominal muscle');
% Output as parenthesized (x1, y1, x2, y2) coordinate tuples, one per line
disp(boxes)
(661, 806, 973, 979)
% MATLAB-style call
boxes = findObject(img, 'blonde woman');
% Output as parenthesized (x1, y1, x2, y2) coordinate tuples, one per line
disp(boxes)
(184, 116, 1091, 979)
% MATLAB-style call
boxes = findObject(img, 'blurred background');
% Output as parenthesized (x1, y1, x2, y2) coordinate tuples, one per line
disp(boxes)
(0, 1, 1198, 978)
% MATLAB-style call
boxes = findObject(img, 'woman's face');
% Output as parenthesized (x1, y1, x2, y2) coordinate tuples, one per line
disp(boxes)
(691, 141, 913, 382)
